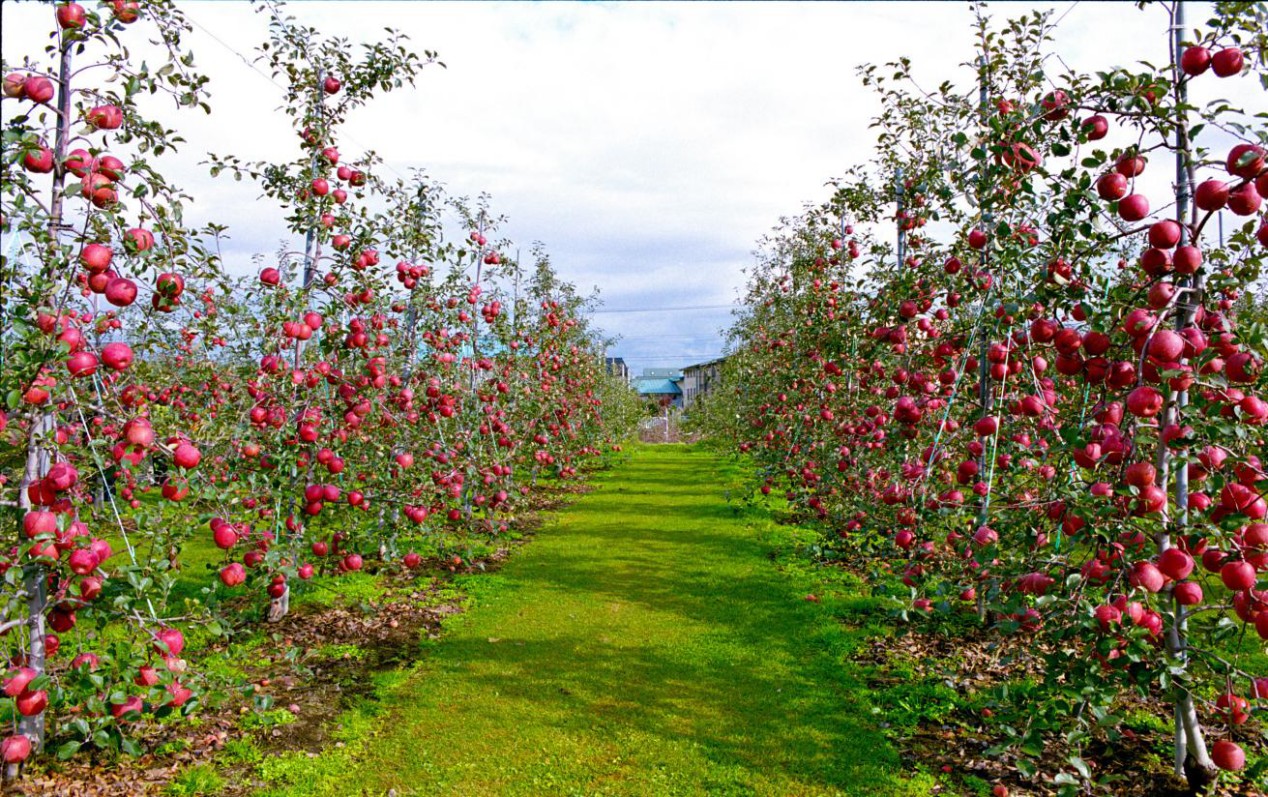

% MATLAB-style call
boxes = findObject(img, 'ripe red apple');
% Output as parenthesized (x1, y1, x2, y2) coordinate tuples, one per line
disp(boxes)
(1, 735, 31, 765)
(173, 442, 201, 469)
(101, 342, 133, 370)
(1158, 548, 1194, 580)
(15, 689, 48, 717)
(154, 627, 184, 656)
(1097, 172, 1128, 201)
(323, 75, 341, 94)
(109, 0, 140, 23)
(1227, 182, 1262, 216)
(56, 3, 86, 29)
(1211, 740, 1244, 771)
(968, 229, 988, 249)
(403, 552, 421, 569)
(66, 350, 98, 377)
(1180, 46, 1210, 76)
(97, 154, 125, 180)
(3, 668, 37, 698)
(212, 523, 237, 550)
(1041, 90, 1069, 121)
(1226, 143, 1266, 179)
(1081, 114, 1108, 140)
(1147, 329, 1184, 362)
(124, 227, 154, 253)
(1115, 154, 1146, 177)
(80, 243, 113, 272)
(219, 562, 246, 587)
(1194, 179, 1229, 211)
(1173, 245, 1202, 275)
(1211, 47, 1244, 77)
(156, 271, 184, 298)
(1221, 560, 1257, 591)
(343, 553, 363, 571)
(1126, 386, 1164, 418)
(23, 510, 57, 538)
(23, 145, 54, 174)
(23, 76, 54, 104)
(260, 267, 281, 286)
(1118, 194, 1150, 222)
(1148, 219, 1182, 249)
(1173, 580, 1203, 605)
(86, 104, 123, 130)
(135, 665, 159, 688)
(104, 276, 137, 307)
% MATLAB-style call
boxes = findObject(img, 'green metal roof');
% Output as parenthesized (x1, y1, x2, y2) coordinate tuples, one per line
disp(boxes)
(634, 378, 682, 395)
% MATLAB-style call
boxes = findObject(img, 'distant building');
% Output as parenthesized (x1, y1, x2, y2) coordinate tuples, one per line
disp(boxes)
(681, 356, 726, 410)
(604, 357, 629, 381)
(633, 368, 683, 408)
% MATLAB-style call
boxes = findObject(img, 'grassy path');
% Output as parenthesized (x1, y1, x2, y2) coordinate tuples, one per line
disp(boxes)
(260, 445, 931, 796)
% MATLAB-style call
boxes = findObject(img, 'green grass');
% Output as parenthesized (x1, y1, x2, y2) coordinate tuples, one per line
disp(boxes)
(165, 762, 225, 796)
(253, 443, 934, 796)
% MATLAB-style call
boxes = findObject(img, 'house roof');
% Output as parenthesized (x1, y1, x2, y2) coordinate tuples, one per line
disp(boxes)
(682, 355, 727, 371)
(634, 378, 682, 395)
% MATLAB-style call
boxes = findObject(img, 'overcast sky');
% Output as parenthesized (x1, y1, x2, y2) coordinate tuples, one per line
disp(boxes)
(3, 2, 1261, 373)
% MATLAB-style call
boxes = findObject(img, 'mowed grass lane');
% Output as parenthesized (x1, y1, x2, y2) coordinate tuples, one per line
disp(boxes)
(260, 444, 931, 797)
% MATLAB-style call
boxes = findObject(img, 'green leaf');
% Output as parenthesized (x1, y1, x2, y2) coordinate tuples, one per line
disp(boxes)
(1069, 756, 1091, 779)
(56, 740, 82, 760)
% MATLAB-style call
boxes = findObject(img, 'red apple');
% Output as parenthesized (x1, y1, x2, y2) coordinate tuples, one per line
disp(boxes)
(15, 689, 48, 717)
(56, 3, 86, 29)
(80, 243, 113, 272)
(1118, 194, 1150, 222)
(1081, 114, 1108, 140)
(1194, 179, 1229, 211)
(1, 735, 31, 765)
(23, 76, 54, 104)
(219, 562, 246, 587)
(1116, 154, 1147, 177)
(1227, 143, 1266, 179)
(109, 0, 140, 23)
(104, 277, 137, 307)
(1097, 172, 1128, 201)
(66, 350, 98, 377)
(22, 145, 54, 174)
(1211, 47, 1244, 77)
(1174, 580, 1203, 605)
(1221, 560, 1257, 591)
(86, 104, 123, 130)
(1041, 90, 1069, 121)
(173, 442, 201, 469)
(1211, 740, 1244, 771)
(1148, 219, 1182, 249)
(1180, 46, 1210, 76)
(1227, 182, 1262, 216)
(3, 668, 37, 698)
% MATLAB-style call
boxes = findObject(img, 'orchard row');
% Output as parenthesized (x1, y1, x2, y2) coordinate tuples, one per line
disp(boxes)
(697, 5, 1267, 792)
(1, 0, 640, 773)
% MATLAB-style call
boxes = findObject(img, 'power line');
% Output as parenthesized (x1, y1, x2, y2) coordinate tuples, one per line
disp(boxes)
(591, 303, 734, 315)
